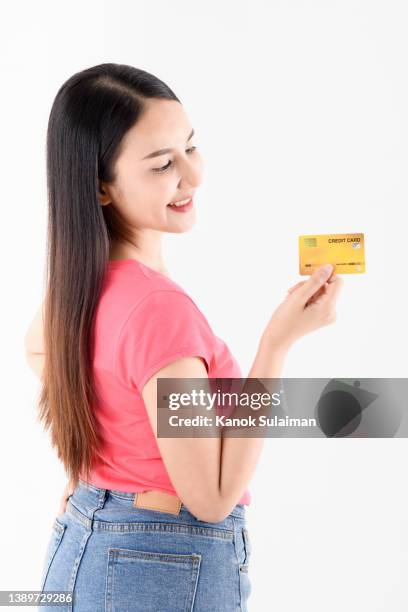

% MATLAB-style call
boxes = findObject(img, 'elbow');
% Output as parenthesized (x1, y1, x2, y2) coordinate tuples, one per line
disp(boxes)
(185, 496, 231, 524)
(190, 508, 226, 524)
(24, 337, 39, 357)
(199, 509, 230, 524)
(24, 348, 34, 366)
(197, 507, 230, 524)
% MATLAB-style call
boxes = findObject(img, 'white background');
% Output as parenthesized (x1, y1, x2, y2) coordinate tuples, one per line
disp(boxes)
(2, 1, 407, 610)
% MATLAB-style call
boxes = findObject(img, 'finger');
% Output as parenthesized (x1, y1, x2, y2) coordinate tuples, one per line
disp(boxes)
(305, 284, 327, 306)
(318, 273, 338, 296)
(287, 280, 307, 294)
(300, 270, 340, 306)
(305, 271, 339, 304)
(309, 275, 343, 308)
(327, 271, 337, 281)
(323, 275, 344, 306)
(287, 270, 337, 296)
(295, 265, 334, 302)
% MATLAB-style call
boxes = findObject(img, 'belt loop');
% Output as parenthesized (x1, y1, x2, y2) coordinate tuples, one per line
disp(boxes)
(90, 488, 107, 530)
(98, 488, 107, 508)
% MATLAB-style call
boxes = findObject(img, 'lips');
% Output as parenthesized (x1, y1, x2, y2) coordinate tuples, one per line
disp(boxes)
(168, 196, 194, 206)
(167, 197, 193, 212)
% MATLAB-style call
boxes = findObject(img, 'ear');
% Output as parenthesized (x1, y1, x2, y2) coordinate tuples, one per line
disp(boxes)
(97, 181, 112, 206)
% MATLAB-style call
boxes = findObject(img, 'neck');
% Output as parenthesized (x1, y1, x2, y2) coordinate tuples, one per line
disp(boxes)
(109, 232, 169, 277)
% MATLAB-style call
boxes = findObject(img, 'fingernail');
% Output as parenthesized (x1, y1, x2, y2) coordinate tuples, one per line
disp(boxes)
(320, 264, 333, 276)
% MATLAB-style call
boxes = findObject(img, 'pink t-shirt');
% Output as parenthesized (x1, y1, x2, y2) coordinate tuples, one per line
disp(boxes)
(79, 258, 251, 506)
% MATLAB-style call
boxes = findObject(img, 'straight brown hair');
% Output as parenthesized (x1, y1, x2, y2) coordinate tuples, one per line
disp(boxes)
(37, 63, 180, 488)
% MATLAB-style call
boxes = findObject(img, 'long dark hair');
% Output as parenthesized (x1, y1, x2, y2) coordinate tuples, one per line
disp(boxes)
(38, 63, 180, 488)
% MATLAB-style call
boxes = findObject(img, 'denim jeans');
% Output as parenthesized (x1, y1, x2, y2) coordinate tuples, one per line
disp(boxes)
(39, 480, 252, 611)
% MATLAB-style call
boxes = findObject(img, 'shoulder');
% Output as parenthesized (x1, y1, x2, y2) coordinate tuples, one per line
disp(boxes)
(121, 288, 212, 338)
(105, 261, 207, 323)
(114, 289, 216, 390)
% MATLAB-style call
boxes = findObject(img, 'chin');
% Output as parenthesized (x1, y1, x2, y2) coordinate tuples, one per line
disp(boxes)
(167, 221, 196, 234)
(164, 207, 196, 233)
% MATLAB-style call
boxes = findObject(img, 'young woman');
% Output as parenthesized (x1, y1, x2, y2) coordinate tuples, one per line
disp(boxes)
(25, 63, 343, 611)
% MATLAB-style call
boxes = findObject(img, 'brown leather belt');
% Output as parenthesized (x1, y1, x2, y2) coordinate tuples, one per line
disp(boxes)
(133, 490, 182, 515)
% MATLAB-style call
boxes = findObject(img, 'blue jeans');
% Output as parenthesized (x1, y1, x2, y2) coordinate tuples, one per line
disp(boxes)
(39, 480, 252, 611)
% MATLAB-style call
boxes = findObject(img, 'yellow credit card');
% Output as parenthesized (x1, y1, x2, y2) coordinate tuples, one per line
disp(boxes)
(299, 233, 365, 275)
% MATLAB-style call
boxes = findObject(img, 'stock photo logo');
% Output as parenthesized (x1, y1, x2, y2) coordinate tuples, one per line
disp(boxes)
(314, 379, 403, 438)
(157, 378, 408, 438)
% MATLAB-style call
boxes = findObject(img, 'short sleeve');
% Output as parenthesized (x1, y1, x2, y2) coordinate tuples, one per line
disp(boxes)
(114, 290, 215, 392)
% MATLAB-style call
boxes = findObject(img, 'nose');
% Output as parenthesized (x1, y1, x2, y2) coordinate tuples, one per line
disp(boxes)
(178, 156, 203, 190)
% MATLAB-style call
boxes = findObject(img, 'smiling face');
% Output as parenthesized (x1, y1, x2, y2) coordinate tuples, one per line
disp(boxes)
(98, 98, 204, 234)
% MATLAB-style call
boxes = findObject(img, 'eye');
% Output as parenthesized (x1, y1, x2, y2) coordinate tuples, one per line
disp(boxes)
(152, 146, 198, 173)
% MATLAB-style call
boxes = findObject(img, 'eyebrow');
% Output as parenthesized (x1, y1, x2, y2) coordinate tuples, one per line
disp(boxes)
(142, 128, 195, 160)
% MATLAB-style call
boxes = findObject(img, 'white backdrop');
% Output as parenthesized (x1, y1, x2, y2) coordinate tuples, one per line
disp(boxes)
(2, 1, 407, 610)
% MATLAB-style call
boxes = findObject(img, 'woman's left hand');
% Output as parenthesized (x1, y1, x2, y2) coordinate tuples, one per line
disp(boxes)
(57, 480, 75, 518)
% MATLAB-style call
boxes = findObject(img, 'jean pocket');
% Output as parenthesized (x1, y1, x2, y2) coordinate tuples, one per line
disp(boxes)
(40, 517, 66, 591)
(238, 527, 252, 611)
(105, 548, 202, 612)
(242, 527, 252, 564)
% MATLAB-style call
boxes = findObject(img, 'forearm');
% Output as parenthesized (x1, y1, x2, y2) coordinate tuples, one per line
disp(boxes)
(217, 335, 288, 515)
(25, 352, 45, 380)
(24, 303, 45, 354)
(24, 302, 46, 380)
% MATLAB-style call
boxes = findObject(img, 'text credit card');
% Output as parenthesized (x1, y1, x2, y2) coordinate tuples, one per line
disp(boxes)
(299, 233, 365, 275)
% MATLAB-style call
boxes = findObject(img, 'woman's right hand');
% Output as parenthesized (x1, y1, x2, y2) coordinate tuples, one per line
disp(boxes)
(262, 264, 344, 352)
